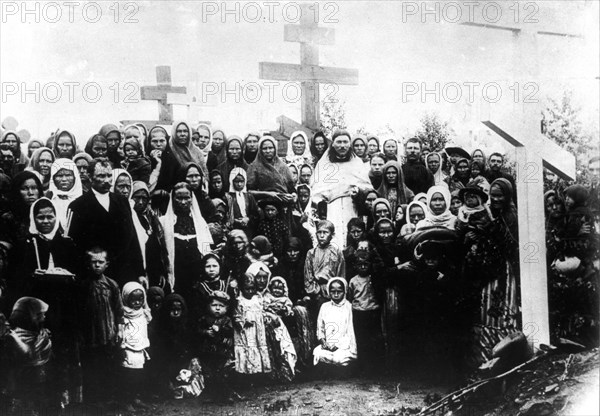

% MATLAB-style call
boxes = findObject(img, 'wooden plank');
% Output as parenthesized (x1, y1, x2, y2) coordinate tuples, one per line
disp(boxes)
(276, 115, 315, 139)
(141, 86, 186, 100)
(166, 93, 217, 107)
(284, 24, 335, 45)
(259, 62, 359, 85)
(483, 120, 576, 180)
(156, 66, 172, 85)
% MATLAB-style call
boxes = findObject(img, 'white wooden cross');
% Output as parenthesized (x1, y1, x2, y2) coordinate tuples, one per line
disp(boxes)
(259, 3, 359, 130)
(140, 66, 187, 124)
(461, 3, 581, 348)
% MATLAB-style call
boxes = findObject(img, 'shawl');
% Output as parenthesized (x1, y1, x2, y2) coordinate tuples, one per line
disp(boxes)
(489, 178, 519, 244)
(73, 152, 93, 165)
(564, 184, 589, 208)
(406, 200, 428, 226)
(243, 131, 261, 164)
(160, 187, 214, 291)
(247, 136, 295, 194)
(426, 152, 448, 187)
(10, 297, 52, 366)
(99, 123, 120, 138)
(367, 136, 380, 155)
(123, 137, 144, 158)
(130, 181, 150, 268)
(229, 167, 248, 218)
(310, 131, 329, 161)
(28, 197, 60, 240)
(326, 277, 348, 305)
(48, 158, 82, 228)
(286, 130, 312, 166)
(52, 129, 78, 159)
(110, 168, 132, 195)
(245, 261, 272, 280)
(310, 147, 372, 203)
(217, 136, 248, 185)
(27, 139, 44, 157)
(211, 128, 228, 166)
(169, 121, 208, 175)
(375, 161, 414, 212)
(84, 134, 107, 157)
(196, 123, 213, 158)
(208, 169, 226, 199)
(122, 281, 152, 321)
(416, 185, 456, 230)
(267, 276, 289, 297)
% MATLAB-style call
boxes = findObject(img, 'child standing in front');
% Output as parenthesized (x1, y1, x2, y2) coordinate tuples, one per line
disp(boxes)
(77, 247, 123, 402)
(347, 249, 384, 374)
(118, 282, 152, 404)
(304, 220, 345, 319)
(233, 273, 271, 375)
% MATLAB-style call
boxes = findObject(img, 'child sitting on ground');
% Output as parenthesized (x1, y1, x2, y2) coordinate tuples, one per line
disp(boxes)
(313, 278, 357, 368)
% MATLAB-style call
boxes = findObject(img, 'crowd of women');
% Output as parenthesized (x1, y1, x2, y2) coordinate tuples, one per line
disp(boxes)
(0, 122, 598, 411)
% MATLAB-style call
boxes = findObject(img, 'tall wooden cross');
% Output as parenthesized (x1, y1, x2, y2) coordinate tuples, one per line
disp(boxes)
(462, 5, 580, 348)
(259, 4, 358, 130)
(166, 71, 217, 124)
(140, 66, 186, 124)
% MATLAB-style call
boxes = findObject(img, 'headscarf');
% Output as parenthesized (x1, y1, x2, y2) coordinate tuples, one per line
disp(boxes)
(247, 136, 295, 194)
(218, 136, 248, 184)
(416, 185, 456, 230)
(564, 184, 589, 211)
(250, 235, 273, 257)
(27, 139, 44, 158)
(376, 160, 414, 213)
(73, 152, 93, 165)
(123, 137, 144, 158)
(414, 192, 427, 203)
(489, 178, 518, 241)
(160, 186, 214, 291)
(9, 297, 52, 365)
(122, 124, 145, 153)
(10, 296, 49, 328)
(310, 131, 329, 161)
(147, 286, 165, 302)
(267, 276, 289, 297)
(406, 200, 428, 226)
(110, 168, 133, 195)
(229, 167, 248, 218)
(426, 152, 448, 187)
(326, 277, 347, 304)
(130, 181, 150, 268)
(382, 138, 401, 161)
(99, 123, 121, 139)
(286, 130, 312, 165)
(169, 120, 208, 175)
(48, 158, 82, 228)
(371, 197, 392, 221)
(2, 130, 27, 165)
(84, 134, 107, 157)
(211, 128, 228, 166)
(457, 187, 488, 223)
(196, 123, 213, 158)
(145, 126, 169, 157)
(26, 147, 55, 187)
(28, 197, 60, 240)
(9, 170, 43, 220)
(122, 281, 152, 321)
(351, 135, 369, 162)
(52, 129, 78, 159)
(245, 260, 271, 279)
(243, 131, 261, 164)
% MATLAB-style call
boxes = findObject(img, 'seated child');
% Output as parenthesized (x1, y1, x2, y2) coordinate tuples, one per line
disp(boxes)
(3, 297, 54, 407)
(233, 274, 271, 374)
(118, 282, 152, 402)
(313, 278, 357, 367)
(196, 291, 235, 400)
(347, 250, 384, 373)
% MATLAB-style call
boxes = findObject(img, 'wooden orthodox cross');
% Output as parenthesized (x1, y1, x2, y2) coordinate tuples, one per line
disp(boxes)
(140, 66, 186, 124)
(462, 4, 581, 348)
(259, 4, 358, 130)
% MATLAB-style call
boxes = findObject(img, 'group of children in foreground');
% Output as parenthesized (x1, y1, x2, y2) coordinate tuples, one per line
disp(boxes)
(1, 219, 385, 410)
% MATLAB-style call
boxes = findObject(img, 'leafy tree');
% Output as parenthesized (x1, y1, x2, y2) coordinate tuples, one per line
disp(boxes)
(543, 91, 597, 183)
(320, 99, 347, 135)
(414, 112, 452, 151)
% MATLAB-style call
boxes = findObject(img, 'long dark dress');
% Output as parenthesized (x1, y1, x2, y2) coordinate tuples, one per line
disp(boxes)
(173, 216, 204, 303)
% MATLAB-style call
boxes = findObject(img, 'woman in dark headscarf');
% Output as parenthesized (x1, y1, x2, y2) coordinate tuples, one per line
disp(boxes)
(84, 134, 108, 159)
(1, 131, 28, 173)
(27, 139, 43, 158)
(309, 131, 329, 163)
(52, 130, 78, 160)
(156, 121, 208, 192)
(216, 136, 248, 190)
(0, 171, 43, 247)
(445, 157, 471, 192)
(367, 136, 380, 158)
(26, 147, 55, 192)
(243, 131, 261, 164)
(247, 136, 296, 203)
(210, 129, 228, 167)
(178, 162, 219, 223)
(208, 169, 227, 200)
(376, 160, 414, 218)
(351, 135, 369, 163)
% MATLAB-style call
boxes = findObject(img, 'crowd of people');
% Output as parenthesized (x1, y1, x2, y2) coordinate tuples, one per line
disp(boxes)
(0, 122, 598, 411)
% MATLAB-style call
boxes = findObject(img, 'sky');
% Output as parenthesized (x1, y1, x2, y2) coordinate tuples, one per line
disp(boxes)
(1, 0, 598, 156)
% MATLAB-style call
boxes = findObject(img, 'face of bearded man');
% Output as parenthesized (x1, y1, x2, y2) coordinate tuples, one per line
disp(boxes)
(330, 134, 352, 162)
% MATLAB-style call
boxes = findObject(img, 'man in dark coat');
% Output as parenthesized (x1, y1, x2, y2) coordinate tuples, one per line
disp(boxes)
(68, 158, 145, 287)
(401, 137, 434, 194)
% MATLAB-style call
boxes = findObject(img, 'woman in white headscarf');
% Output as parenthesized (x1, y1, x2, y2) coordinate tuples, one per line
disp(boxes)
(47, 158, 82, 230)
(285, 130, 314, 168)
(415, 185, 457, 230)
(225, 167, 259, 237)
(425, 152, 448, 188)
(160, 182, 213, 295)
